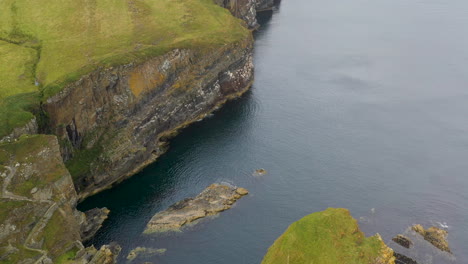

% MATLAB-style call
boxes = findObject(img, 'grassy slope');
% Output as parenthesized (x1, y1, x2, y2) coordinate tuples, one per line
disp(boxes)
(0, 0, 248, 138)
(261, 208, 385, 264)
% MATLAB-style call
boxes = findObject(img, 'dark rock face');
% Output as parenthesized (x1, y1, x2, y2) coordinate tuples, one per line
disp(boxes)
(256, 0, 275, 11)
(144, 184, 249, 233)
(394, 253, 418, 264)
(44, 37, 254, 199)
(392, 234, 413, 249)
(80, 207, 110, 242)
(412, 224, 451, 253)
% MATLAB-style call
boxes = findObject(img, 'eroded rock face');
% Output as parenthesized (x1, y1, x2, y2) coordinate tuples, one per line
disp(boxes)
(144, 184, 249, 233)
(80, 207, 110, 242)
(44, 38, 254, 200)
(412, 224, 451, 253)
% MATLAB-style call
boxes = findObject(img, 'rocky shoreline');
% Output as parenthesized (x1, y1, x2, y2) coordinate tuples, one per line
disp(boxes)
(0, 1, 278, 263)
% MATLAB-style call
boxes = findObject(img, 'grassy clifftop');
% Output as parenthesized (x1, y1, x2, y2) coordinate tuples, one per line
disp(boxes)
(262, 208, 395, 264)
(0, 0, 249, 138)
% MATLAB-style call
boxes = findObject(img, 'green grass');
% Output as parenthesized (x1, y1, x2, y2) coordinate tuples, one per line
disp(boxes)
(55, 248, 79, 264)
(0, 134, 70, 197)
(261, 208, 386, 264)
(0, 0, 249, 138)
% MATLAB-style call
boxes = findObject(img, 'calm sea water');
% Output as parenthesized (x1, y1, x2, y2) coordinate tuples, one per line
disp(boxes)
(79, 0, 468, 263)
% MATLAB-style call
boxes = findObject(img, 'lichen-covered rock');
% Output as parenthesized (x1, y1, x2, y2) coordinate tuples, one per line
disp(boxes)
(144, 184, 248, 233)
(392, 234, 413, 249)
(80, 207, 110, 242)
(261, 208, 395, 264)
(411, 224, 451, 253)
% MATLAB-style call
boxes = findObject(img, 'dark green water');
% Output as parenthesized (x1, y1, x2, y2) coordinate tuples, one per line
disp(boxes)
(79, 0, 468, 263)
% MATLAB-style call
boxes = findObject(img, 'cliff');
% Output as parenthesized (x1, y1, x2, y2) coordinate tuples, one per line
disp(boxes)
(45, 40, 253, 199)
(214, 0, 276, 29)
(261, 208, 395, 264)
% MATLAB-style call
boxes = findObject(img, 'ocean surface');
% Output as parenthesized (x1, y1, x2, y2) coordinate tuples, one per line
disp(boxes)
(79, 0, 468, 263)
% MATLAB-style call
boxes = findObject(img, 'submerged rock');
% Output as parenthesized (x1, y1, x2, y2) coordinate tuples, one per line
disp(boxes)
(392, 234, 413, 249)
(253, 168, 268, 176)
(412, 224, 451, 253)
(126, 247, 166, 261)
(261, 208, 395, 264)
(144, 184, 249, 233)
(80, 207, 110, 242)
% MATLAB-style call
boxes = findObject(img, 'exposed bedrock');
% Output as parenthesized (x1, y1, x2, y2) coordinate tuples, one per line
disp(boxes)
(43, 37, 254, 199)
(214, 0, 277, 29)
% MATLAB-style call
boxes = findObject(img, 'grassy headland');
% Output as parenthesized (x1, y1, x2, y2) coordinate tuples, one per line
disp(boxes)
(0, 0, 249, 138)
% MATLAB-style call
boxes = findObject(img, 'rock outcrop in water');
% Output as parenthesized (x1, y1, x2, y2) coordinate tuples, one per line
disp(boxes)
(214, 0, 276, 29)
(80, 207, 111, 242)
(261, 208, 395, 264)
(144, 184, 249, 233)
(412, 224, 451, 253)
(392, 234, 413, 249)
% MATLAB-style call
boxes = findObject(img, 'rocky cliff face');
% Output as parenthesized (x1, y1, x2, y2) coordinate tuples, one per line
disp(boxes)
(214, 0, 276, 29)
(44, 37, 254, 199)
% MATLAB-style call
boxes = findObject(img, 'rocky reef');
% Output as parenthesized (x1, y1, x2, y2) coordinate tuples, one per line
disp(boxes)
(261, 208, 395, 264)
(144, 184, 248, 233)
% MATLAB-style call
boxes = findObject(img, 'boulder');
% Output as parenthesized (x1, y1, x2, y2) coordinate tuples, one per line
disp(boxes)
(144, 184, 248, 233)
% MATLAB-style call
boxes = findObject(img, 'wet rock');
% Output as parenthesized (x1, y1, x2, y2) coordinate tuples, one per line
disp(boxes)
(80, 207, 110, 242)
(394, 253, 418, 264)
(126, 247, 166, 261)
(412, 224, 451, 253)
(144, 184, 248, 233)
(392, 234, 413, 249)
(253, 168, 267, 176)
